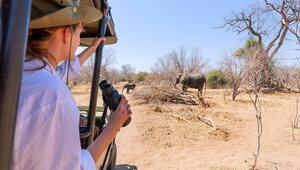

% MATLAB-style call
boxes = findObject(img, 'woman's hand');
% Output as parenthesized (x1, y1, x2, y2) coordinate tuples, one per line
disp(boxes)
(107, 95, 132, 132)
(90, 37, 106, 52)
(77, 37, 106, 65)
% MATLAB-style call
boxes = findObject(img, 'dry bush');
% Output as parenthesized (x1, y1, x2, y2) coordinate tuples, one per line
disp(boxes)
(242, 47, 273, 92)
(106, 68, 122, 84)
(221, 52, 244, 100)
(272, 67, 300, 92)
(134, 85, 209, 107)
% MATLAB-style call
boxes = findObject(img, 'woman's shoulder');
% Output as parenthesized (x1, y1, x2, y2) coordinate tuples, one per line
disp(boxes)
(18, 70, 75, 121)
(22, 58, 66, 89)
(21, 69, 71, 101)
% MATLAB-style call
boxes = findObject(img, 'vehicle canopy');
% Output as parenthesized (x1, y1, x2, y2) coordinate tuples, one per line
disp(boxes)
(80, 0, 118, 46)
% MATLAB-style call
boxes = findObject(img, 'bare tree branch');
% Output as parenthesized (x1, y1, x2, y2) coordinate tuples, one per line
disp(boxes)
(269, 24, 289, 59)
(265, 23, 284, 54)
(222, 8, 264, 44)
(222, 0, 297, 59)
(102, 48, 117, 67)
(264, 0, 290, 59)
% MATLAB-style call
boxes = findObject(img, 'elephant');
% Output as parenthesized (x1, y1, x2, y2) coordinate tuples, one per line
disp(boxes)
(122, 83, 136, 94)
(175, 73, 206, 97)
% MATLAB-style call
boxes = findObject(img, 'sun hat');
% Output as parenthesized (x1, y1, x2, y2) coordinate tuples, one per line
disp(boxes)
(30, 0, 102, 29)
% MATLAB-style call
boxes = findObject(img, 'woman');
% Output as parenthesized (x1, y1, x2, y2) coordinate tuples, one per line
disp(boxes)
(12, 0, 132, 169)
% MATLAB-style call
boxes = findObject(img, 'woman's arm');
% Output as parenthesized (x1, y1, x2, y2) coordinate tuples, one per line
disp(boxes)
(87, 96, 132, 163)
(56, 38, 105, 81)
(78, 38, 106, 65)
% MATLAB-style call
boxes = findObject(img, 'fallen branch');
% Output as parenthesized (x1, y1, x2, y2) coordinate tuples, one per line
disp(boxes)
(197, 115, 216, 128)
(184, 133, 201, 141)
(164, 112, 190, 124)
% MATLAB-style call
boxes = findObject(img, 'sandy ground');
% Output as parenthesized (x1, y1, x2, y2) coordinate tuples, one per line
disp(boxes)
(72, 83, 300, 170)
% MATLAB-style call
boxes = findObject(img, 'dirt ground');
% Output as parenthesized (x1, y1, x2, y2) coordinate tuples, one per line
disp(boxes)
(72, 83, 300, 170)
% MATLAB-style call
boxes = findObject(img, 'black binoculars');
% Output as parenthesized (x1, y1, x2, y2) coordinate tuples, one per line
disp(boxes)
(99, 80, 131, 127)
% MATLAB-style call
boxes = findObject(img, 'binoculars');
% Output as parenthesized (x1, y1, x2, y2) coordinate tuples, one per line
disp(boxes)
(99, 80, 131, 127)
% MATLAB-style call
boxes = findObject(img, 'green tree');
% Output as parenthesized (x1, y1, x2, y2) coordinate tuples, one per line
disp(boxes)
(135, 72, 148, 82)
(206, 70, 227, 89)
(234, 38, 262, 57)
(120, 64, 135, 82)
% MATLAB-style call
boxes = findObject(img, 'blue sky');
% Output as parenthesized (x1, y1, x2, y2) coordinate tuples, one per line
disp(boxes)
(81, 0, 299, 72)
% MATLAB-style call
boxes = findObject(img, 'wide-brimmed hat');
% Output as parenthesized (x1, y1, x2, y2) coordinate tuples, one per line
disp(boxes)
(30, 0, 102, 29)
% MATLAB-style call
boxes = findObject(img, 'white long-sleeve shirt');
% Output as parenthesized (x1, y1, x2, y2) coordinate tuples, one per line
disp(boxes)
(12, 57, 96, 170)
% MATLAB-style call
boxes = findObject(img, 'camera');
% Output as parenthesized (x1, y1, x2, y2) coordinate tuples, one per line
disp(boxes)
(99, 80, 131, 127)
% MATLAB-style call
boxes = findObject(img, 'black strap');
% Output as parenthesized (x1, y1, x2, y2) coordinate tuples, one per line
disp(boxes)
(66, 26, 73, 87)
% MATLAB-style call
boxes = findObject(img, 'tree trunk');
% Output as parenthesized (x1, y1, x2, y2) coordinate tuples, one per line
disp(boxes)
(232, 85, 238, 101)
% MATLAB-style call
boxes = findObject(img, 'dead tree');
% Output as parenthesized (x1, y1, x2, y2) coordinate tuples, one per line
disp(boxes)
(151, 47, 206, 86)
(188, 48, 207, 73)
(265, 0, 300, 44)
(221, 53, 244, 100)
(80, 48, 117, 83)
(151, 55, 176, 85)
(222, 1, 292, 59)
(221, 0, 299, 89)
(284, 0, 300, 62)
(248, 93, 264, 170)
(169, 47, 206, 75)
(170, 47, 187, 74)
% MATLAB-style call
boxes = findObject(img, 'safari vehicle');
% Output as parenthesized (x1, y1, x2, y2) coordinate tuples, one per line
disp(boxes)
(0, 0, 121, 169)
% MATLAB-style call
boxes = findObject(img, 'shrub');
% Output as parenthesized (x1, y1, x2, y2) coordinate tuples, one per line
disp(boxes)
(206, 70, 227, 89)
(135, 72, 149, 82)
